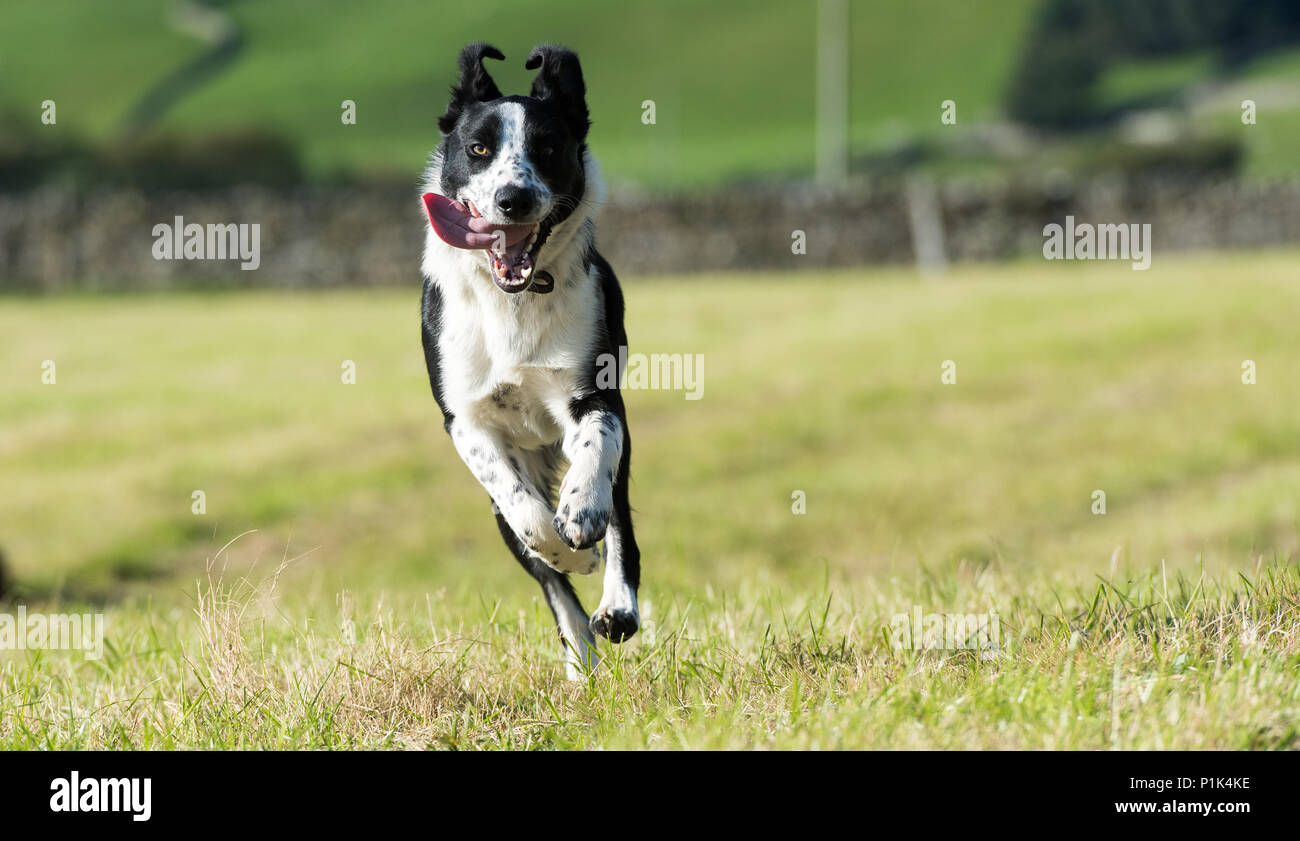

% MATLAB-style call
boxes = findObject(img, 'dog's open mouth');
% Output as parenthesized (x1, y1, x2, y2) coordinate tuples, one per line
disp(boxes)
(422, 192, 554, 293)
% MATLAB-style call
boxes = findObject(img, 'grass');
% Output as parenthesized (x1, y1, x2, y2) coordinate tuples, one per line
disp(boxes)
(8, 2, 1300, 183)
(1, 252, 1299, 748)
(1097, 45, 1300, 178)
(1096, 51, 1217, 108)
(1, 0, 1039, 185)
(3, 559, 1297, 749)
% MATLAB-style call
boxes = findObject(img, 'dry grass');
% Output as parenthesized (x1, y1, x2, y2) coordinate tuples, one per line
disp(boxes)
(4, 547, 1297, 749)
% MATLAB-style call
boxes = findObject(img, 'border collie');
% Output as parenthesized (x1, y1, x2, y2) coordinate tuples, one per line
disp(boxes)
(418, 43, 639, 678)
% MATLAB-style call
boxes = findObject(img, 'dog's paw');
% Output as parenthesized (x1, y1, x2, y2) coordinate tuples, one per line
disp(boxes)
(551, 504, 609, 552)
(533, 540, 600, 575)
(552, 474, 612, 551)
(509, 497, 570, 555)
(589, 604, 639, 643)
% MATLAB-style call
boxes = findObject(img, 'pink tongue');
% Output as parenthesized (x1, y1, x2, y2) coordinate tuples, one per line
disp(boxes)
(421, 192, 533, 251)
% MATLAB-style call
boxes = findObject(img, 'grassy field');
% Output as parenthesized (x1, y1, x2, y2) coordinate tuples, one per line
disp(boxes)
(1, 253, 1299, 748)
(0, 0, 1029, 185)
(5, 0, 1047, 184)
(9, 1, 1300, 185)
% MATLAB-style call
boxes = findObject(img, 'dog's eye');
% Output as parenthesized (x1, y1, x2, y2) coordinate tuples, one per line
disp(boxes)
(469, 143, 490, 157)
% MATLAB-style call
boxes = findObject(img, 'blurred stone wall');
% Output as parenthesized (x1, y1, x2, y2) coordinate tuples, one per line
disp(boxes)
(1, 177, 1298, 290)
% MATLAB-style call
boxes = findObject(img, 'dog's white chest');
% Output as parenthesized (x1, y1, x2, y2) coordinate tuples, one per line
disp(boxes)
(466, 367, 566, 448)
(432, 260, 598, 450)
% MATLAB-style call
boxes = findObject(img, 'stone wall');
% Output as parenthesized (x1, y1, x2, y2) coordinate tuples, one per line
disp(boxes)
(2, 177, 1297, 290)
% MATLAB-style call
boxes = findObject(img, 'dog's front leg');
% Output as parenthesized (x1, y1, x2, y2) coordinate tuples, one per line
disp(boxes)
(449, 420, 597, 574)
(553, 403, 639, 643)
(552, 408, 622, 552)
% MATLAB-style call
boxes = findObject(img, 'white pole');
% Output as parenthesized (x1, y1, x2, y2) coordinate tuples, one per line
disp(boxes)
(905, 175, 949, 278)
(816, 0, 849, 186)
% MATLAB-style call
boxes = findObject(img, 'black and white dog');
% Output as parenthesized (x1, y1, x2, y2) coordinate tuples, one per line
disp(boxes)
(418, 43, 639, 678)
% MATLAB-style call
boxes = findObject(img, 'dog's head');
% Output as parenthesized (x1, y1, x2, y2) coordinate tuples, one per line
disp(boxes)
(424, 43, 591, 294)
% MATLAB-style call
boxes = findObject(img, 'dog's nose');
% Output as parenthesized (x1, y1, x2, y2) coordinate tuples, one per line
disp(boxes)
(495, 186, 535, 220)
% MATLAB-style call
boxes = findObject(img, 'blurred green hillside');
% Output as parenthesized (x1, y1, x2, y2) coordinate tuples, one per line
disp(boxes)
(3, 0, 1299, 187)
(1, 0, 1030, 185)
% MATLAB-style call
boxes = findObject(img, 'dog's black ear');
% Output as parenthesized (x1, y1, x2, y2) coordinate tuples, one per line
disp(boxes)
(525, 44, 590, 142)
(438, 42, 505, 134)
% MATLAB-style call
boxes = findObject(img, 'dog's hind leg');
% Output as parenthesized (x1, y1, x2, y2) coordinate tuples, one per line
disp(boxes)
(493, 506, 599, 680)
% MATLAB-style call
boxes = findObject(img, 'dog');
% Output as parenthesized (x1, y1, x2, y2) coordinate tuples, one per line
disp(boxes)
(418, 43, 640, 678)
